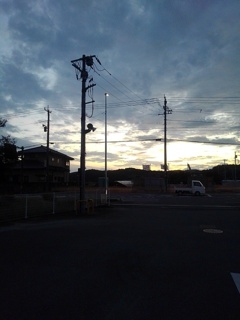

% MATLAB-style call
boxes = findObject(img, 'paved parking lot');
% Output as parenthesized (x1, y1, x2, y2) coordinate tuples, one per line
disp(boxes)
(1, 195, 240, 319)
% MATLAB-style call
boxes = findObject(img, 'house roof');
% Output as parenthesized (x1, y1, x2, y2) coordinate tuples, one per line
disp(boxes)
(19, 145, 74, 160)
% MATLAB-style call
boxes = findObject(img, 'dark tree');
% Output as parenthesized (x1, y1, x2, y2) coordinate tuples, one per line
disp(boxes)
(0, 135, 18, 166)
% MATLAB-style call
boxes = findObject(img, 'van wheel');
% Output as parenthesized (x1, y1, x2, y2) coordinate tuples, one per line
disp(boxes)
(194, 191, 200, 196)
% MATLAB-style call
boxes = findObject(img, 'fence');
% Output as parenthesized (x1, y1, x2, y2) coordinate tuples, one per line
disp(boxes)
(0, 191, 110, 223)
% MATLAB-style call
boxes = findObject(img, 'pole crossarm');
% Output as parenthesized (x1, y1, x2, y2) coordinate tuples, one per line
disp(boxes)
(71, 63, 82, 73)
(71, 55, 97, 64)
(85, 83, 96, 92)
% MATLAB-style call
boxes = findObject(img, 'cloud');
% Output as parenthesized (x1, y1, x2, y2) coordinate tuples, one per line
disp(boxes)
(0, 0, 240, 172)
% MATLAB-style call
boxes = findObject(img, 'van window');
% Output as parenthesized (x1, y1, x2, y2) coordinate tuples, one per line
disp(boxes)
(193, 181, 201, 187)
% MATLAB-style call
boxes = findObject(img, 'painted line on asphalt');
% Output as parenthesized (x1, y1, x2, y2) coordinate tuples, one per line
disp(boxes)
(203, 228, 223, 234)
(231, 273, 240, 294)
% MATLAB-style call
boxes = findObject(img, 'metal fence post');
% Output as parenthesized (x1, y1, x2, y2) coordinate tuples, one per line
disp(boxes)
(25, 194, 28, 219)
(52, 192, 55, 214)
(74, 192, 77, 214)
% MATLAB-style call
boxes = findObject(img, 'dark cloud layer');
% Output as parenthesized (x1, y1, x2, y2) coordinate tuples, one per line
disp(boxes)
(0, 0, 240, 170)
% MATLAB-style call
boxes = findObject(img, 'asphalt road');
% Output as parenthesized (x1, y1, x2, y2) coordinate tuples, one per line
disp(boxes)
(1, 195, 240, 319)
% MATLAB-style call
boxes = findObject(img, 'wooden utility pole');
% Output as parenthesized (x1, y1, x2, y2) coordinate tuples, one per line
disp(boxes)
(71, 55, 96, 214)
(163, 96, 172, 192)
(44, 106, 51, 192)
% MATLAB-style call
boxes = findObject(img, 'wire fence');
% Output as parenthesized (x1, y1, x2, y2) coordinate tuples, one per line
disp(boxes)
(0, 191, 111, 223)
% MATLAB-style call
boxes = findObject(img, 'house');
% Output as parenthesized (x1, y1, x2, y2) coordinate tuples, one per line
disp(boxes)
(13, 145, 74, 192)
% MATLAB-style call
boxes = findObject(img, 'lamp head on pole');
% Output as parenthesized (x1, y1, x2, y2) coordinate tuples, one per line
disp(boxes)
(85, 123, 96, 134)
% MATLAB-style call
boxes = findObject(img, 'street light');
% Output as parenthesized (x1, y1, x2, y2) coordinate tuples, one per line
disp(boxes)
(234, 151, 237, 181)
(105, 93, 109, 204)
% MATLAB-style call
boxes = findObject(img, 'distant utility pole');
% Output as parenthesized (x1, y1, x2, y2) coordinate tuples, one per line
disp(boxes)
(159, 96, 172, 192)
(71, 55, 98, 214)
(223, 159, 227, 180)
(43, 106, 51, 192)
(234, 152, 237, 181)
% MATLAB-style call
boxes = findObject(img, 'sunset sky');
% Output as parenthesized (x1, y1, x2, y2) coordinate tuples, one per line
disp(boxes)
(1, 0, 240, 172)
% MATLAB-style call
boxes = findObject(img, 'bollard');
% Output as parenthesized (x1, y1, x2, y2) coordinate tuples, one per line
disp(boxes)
(75, 199, 94, 214)
(86, 199, 94, 214)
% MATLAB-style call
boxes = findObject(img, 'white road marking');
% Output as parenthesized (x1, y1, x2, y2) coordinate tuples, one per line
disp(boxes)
(231, 273, 240, 294)
(203, 228, 223, 234)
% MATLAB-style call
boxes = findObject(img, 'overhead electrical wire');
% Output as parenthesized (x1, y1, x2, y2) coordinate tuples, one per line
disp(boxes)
(168, 139, 240, 146)
(53, 138, 240, 146)
(5, 95, 239, 120)
(93, 61, 159, 113)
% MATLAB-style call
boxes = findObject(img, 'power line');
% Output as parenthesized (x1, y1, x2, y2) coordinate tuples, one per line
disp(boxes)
(93, 60, 160, 112)
(169, 139, 240, 146)
(52, 138, 240, 146)
(3, 96, 240, 120)
(54, 138, 162, 144)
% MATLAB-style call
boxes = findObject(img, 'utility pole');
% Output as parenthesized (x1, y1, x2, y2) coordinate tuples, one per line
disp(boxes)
(234, 152, 237, 182)
(105, 93, 109, 204)
(159, 96, 172, 192)
(223, 159, 227, 180)
(71, 55, 97, 214)
(20, 146, 24, 193)
(80, 55, 87, 213)
(43, 106, 51, 192)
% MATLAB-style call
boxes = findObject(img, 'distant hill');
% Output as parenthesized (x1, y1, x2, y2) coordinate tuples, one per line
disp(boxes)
(70, 168, 164, 187)
(69, 165, 240, 187)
